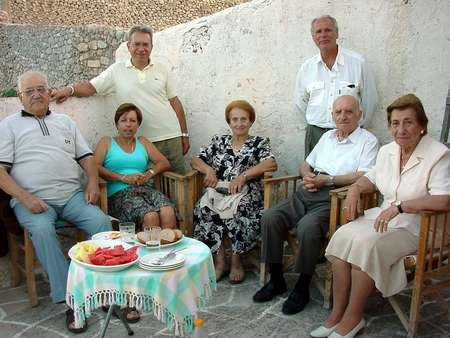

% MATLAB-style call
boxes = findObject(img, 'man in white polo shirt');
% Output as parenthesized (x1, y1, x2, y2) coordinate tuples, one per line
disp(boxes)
(0, 71, 111, 333)
(51, 25, 189, 174)
(253, 96, 378, 315)
(294, 15, 378, 157)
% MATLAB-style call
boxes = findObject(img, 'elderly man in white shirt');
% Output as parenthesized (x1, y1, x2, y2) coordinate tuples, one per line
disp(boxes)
(253, 95, 378, 316)
(294, 15, 378, 157)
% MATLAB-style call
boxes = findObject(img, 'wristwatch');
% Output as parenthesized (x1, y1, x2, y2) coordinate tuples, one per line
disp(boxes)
(326, 175, 335, 187)
(395, 201, 404, 213)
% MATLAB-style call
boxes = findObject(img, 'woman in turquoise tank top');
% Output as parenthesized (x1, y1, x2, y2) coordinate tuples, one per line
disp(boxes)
(94, 103, 177, 232)
(94, 103, 178, 322)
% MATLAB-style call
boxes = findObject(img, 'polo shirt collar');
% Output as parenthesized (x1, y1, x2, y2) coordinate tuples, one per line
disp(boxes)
(330, 126, 361, 144)
(125, 58, 153, 71)
(21, 109, 51, 117)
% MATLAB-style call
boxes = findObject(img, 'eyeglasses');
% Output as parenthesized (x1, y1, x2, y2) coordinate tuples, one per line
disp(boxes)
(20, 86, 48, 97)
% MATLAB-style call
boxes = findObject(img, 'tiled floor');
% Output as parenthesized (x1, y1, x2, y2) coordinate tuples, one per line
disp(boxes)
(0, 255, 449, 337)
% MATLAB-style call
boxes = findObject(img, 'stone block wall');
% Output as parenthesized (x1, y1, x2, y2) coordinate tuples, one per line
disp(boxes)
(0, 24, 126, 94)
(5, 0, 249, 31)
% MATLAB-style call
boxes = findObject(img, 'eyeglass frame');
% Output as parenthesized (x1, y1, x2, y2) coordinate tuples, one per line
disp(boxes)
(19, 86, 50, 97)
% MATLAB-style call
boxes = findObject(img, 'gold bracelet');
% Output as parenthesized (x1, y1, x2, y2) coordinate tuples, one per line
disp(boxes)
(149, 169, 155, 176)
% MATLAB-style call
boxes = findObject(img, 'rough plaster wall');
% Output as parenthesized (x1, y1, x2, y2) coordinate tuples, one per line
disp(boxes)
(148, 0, 450, 174)
(1, 0, 449, 175)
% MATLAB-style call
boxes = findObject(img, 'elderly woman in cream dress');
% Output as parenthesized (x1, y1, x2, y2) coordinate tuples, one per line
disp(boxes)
(311, 94, 450, 338)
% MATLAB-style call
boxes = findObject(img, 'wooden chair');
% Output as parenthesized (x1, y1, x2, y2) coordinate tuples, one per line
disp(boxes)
(328, 187, 450, 337)
(154, 170, 198, 236)
(1, 182, 108, 307)
(260, 174, 301, 286)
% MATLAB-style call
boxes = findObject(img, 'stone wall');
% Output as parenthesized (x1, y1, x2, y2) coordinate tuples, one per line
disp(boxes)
(0, 25, 126, 94)
(5, 0, 248, 31)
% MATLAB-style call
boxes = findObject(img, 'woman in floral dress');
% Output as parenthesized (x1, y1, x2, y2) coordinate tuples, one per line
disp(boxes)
(192, 100, 278, 283)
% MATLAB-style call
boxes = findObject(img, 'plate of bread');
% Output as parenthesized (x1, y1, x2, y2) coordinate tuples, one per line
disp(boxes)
(135, 228, 184, 248)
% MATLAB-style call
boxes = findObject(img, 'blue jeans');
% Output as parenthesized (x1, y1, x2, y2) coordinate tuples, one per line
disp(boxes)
(13, 191, 111, 303)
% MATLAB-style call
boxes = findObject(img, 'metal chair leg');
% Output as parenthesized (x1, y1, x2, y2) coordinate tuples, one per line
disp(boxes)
(99, 305, 134, 338)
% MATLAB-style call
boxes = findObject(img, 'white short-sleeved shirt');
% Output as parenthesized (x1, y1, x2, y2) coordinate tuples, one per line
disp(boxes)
(293, 47, 378, 128)
(0, 111, 93, 207)
(91, 59, 181, 142)
(365, 135, 450, 236)
(306, 127, 378, 176)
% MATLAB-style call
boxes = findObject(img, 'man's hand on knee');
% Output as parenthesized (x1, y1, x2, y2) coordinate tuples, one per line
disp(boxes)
(20, 193, 48, 213)
(84, 182, 100, 204)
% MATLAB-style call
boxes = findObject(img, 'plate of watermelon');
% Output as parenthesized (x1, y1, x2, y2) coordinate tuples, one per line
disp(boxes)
(69, 240, 139, 272)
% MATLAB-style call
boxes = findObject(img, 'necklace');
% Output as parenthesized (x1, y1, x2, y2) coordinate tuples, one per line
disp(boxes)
(400, 153, 411, 171)
(117, 137, 135, 153)
(232, 136, 248, 153)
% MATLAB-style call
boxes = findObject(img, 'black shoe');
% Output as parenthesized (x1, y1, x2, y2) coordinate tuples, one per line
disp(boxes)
(281, 290, 309, 315)
(253, 280, 287, 303)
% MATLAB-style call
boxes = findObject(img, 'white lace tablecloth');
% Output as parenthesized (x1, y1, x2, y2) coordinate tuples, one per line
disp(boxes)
(66, 237, 216, 336)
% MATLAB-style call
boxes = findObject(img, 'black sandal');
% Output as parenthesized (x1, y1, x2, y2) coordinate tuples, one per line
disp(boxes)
(101, 305, 140, 323)
(66, 308, 88, 334)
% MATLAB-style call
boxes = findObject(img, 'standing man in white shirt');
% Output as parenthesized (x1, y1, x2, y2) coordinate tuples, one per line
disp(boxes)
(51, 25, 190, 174)
(253, 96, 378, 315)
(294, 15, 378, 157)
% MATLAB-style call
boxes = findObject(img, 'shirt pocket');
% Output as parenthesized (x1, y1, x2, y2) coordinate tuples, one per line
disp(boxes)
(306, 81, 325, 106)
(55, 130, 76, 156)
(339, 81, 360, 97)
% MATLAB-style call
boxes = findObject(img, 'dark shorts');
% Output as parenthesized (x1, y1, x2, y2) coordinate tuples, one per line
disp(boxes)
(153, 137, 187, 174)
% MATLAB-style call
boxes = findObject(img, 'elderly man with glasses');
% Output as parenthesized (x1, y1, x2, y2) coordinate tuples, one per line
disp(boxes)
(0, 70, 111, 333)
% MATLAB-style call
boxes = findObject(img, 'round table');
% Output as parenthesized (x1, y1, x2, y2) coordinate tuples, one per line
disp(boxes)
(66, 237, 216, 336)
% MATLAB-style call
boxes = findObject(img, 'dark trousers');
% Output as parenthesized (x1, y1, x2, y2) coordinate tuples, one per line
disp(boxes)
(261, 187, 331, 275)
(305, 124, 332, 158)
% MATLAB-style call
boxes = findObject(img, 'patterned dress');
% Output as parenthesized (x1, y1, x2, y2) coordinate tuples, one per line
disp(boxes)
(193, 135, 275, 254)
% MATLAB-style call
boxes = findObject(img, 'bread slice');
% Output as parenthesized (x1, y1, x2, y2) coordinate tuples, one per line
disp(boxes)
(173, 229, 183, 240)
(108, 231, 121, 239)
(160, 229, 176, 245)
(136, 231, 149, 244)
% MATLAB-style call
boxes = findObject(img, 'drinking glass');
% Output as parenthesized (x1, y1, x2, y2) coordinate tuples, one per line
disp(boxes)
(119, 222, 135, 243)
(145, 226, 161, 249)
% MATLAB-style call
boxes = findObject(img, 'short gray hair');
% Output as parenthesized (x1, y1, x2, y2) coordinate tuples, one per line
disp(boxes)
(311, 15, 339, 34)
(17, 70, 49, 92)
(128, 25, 153, 43)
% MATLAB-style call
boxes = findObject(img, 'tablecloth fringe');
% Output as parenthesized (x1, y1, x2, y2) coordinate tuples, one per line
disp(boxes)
(67, 280, 215, 336)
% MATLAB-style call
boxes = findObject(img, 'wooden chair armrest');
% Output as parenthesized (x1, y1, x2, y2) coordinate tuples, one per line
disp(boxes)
(262, 174, 301, 185)
(419, 210, 448, 217)
(98, 178, 108, 214)
(160, 169, 198, 181)
(329, 186, 351, 196)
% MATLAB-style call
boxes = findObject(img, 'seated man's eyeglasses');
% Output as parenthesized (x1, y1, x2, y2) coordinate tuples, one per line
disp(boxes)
(21, 86, 48, 96)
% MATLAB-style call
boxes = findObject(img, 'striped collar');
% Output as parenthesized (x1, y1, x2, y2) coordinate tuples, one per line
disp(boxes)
(21, 109, 52, 117)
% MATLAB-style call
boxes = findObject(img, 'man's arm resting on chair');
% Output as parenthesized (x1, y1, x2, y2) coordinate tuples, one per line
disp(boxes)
(79, 156, 100, 204)
(299, 162, 365, 192)
(0, 166, 48, 213)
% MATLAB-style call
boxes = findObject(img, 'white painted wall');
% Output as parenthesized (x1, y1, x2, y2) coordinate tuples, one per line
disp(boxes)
(2, 0, 450, 175)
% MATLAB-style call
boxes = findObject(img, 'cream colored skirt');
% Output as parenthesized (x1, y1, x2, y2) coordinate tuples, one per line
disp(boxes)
(325, 219, 418, 297)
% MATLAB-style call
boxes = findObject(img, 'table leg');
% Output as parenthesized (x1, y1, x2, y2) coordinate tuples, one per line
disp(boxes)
(99, 305, 134, 338)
